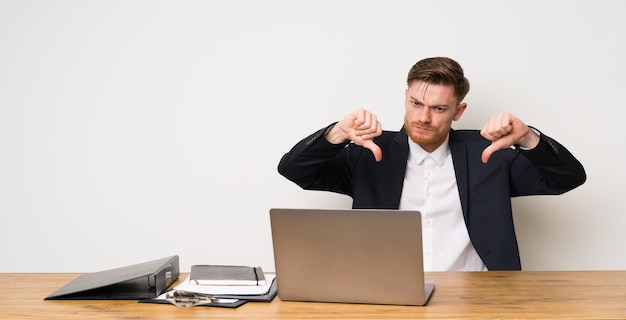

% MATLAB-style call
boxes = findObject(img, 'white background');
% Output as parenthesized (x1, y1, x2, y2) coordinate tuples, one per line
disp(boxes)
(1, 0, 624, 272)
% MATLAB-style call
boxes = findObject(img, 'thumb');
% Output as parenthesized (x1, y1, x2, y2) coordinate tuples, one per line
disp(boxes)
(481, 138, 513, 163)
(481, 143, 498, 163)
(363, 140, 383, 162)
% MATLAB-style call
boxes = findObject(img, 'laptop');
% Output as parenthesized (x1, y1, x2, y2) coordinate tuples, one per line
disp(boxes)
(269, 208, 434, 306)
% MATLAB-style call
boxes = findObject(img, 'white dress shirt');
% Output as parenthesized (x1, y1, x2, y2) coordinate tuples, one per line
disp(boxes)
(399, 136, 487, 271)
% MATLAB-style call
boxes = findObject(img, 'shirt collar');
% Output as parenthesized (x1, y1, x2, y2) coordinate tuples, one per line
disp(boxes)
(407, 135, 451, 166)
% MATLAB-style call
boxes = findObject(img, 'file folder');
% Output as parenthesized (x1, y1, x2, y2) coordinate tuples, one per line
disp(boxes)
(44, 255, 180, 300)
(139, 275, 278, 308)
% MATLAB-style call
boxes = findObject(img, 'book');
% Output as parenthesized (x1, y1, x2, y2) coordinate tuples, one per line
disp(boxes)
(190, 265, 266, 286)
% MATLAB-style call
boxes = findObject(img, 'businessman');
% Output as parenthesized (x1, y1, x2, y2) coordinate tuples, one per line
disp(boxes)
(278, 57, 586, 271)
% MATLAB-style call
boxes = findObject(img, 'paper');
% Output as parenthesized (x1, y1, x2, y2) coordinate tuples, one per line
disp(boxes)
(190, 265, 266, 286)
(174, 274, 276, 295)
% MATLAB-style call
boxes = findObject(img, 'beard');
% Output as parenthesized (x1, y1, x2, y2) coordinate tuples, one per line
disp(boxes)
(404, 119, 450, 152)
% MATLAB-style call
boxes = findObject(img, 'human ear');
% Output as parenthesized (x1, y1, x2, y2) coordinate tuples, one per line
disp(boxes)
(453, 102, 467, 121)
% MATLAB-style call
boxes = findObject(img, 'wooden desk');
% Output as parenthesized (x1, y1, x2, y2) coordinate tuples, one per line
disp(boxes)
(1, 271, 625, 319)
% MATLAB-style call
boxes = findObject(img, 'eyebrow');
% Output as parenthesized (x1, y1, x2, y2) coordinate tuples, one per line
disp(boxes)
(408, 95, 450, 108)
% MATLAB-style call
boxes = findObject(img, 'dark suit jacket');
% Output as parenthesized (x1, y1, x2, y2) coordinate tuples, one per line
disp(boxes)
(278, 124, 586, 270)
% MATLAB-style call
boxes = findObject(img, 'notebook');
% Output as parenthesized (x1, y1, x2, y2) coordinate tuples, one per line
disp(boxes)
(269, 208, 434, 306)
(190, 265, 266, 286)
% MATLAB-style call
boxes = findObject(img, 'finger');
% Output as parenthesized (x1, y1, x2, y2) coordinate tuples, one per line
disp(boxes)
(355, 111, 376, 132)
(480, 116, 497, 140)
(355, 117, 381, 139)
(363, 140, 383, 162)
(481, 135, 516, 163)
(481, 116, 513, 141)
(480, 128, 501, 141)
(481, 144, 497, 163)
(352, 109, 369, 129)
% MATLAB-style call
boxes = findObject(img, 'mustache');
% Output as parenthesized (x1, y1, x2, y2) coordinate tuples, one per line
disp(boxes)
(407, 121, 436, 131)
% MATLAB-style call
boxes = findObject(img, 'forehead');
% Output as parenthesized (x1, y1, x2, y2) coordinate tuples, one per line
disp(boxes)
(407, 81, 457, 105)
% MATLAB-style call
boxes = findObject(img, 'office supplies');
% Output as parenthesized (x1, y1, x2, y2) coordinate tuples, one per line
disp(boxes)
(190, 265, 266, 285)
(140, 274, 277, 308)
(269, 208, 435, 306)
(164, 290, 221, 307)
(44, 255, 179, 300)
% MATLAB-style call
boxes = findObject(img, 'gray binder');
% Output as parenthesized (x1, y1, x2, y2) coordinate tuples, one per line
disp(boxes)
(44, 255, 180, 300)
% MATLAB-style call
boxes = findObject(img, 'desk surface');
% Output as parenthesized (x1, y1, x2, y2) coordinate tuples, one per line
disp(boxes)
(1, 271, 625, 319)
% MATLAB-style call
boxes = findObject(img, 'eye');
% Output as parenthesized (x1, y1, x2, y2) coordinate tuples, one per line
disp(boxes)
(433, 106, 446, 113)
(412, 101, 423, 107)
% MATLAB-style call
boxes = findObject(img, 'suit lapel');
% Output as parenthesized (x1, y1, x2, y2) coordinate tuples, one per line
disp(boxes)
(391, 128, 410, 208)
(449, 129, 469, 220)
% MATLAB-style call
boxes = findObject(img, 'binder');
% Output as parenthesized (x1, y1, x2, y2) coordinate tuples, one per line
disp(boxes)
(44, 255, 180, 300)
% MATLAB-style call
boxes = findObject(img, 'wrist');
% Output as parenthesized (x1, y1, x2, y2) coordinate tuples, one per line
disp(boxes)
(516, 126, 541, 150)
(324, 123, 351, 144)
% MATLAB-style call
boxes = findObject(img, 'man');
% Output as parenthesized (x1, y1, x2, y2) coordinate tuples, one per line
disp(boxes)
(278, 57, 586, 271)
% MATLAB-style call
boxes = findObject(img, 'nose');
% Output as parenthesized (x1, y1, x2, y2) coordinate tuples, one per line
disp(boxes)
(417, 106, 432, 124)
